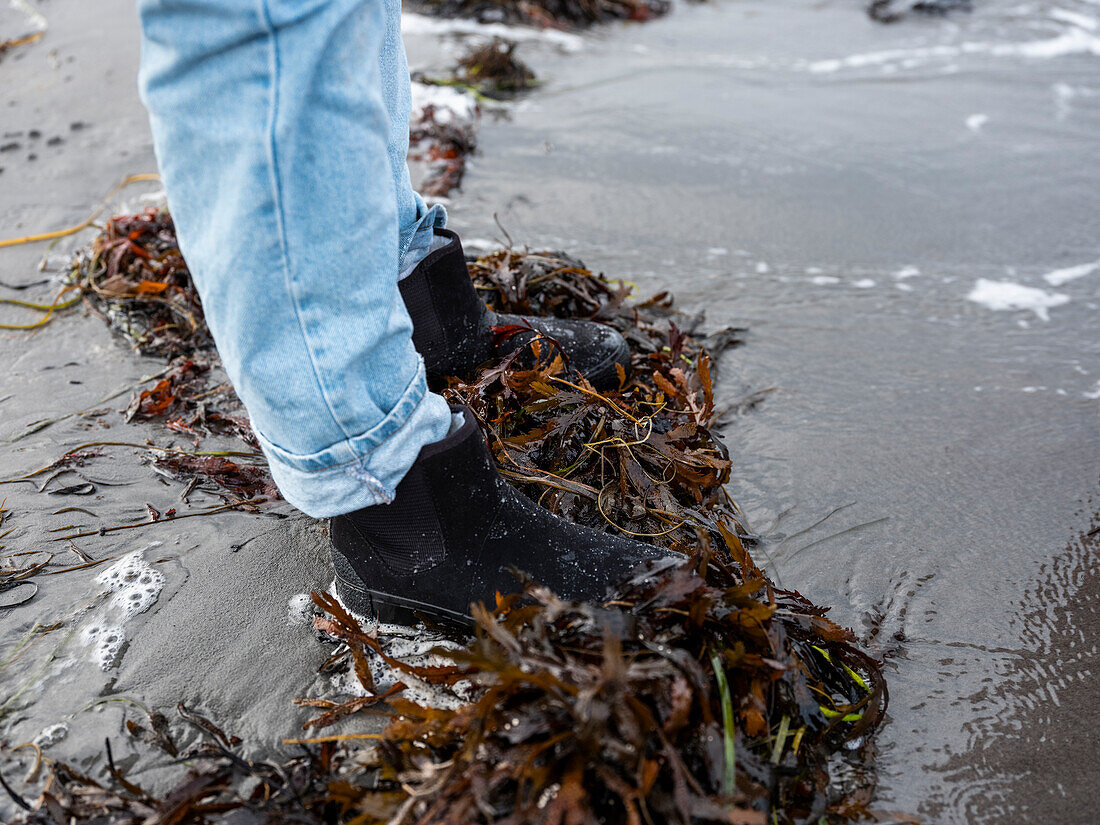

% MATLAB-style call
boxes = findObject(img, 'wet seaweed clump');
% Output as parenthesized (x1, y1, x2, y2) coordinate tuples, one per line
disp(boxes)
(410, 83, 480, 197)
(305, 549, 891, 824)
(70, 208, 211, 359)
(445, 247, 746, 544)
(126, 356, 256, 448)
(867, 0, 971, 23)
(5, 552, 891, 823)
(416, 0, 670, 29)
(69, 210, 273, 499)
(455, 38, 538, 97)
(18, 227, 900, 823)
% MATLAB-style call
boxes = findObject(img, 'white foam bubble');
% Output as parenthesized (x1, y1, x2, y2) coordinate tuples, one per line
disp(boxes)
(410, 81, 479, 127)
(1042, 258, 1100, 286)
(75, 547, 166, 670)
(810, 275, 841, 286)
(894, 266, 920, 280)
(966, 278, 1070, 321)
(81, 623, 126, 670)
(288, 593, 316, 626)
(401, 12, 584, 52)
(966, 113, 989, 132)
(851, 278, 876, 289)
(33, 723, 69, 749)
(95, 548, 166, 618)
(326, 581, 478, 710)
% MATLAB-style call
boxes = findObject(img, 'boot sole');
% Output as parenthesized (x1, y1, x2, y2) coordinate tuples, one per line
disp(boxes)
(334, 572, 472, 631)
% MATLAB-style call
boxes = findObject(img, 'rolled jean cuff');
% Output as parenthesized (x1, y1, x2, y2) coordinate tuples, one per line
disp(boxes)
(399, 199, 447, 269)
(253, 367, 451, 518)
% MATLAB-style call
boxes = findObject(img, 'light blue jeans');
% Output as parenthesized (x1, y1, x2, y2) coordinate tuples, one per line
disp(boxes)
(137, 0, 453, 517)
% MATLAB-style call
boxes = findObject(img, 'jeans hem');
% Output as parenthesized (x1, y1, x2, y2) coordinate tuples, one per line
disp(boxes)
(254, 368, 451, 518)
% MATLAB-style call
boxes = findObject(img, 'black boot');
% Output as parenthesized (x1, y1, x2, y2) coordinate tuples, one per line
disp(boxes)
(330, 406, 670, 626)
(399, 230, 630, 390)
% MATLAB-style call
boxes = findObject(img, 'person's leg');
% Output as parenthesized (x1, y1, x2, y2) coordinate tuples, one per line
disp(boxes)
(137, 0, 452, 518)
(137, 0, 671, 626)
(372, 0, 633, 389)
(375, 0, 446, 274)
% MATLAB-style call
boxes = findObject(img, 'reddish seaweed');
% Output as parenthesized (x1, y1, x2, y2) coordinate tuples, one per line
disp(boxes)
(9, 215, 900, 824)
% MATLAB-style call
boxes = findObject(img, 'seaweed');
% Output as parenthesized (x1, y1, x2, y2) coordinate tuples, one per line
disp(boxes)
(125, 357, 257, 448)
(867, 0, 972, 23)
(446, 245, 746, 547)
(416, 39, 538, 100)
(0, 0, 47, 64)
(5, 556, 893, 823)
(69, 208, 211, 360)
(456, 38, 538, 97)
(152, 454, 279, 502)
(11, 215, 898, 823)
(293, 539, 892, 824)
(409, 86, 480, 197)
(415, 0, 671, 29)
(68, 212, 267, 494)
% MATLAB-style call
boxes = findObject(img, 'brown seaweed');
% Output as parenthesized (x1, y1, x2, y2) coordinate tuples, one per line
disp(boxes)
(415, 0, 671, 29)
(5, 214, 900, 824)
(456, 38, 538, 97)
(409, 96, 480, 197)
(867, 0, 971, 22)
(70, 209, 211, 360)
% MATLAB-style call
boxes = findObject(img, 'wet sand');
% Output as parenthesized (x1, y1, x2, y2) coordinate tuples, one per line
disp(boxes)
(2, 0, 1099, 822)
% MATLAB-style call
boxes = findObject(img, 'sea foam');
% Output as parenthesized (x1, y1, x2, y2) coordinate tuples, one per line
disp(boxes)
(966, 279, 1070, 321)
(79, 546, 166, 670)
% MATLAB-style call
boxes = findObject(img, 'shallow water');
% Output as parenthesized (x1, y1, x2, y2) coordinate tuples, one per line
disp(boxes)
(1, 0, 1097, 822)
(444, 1, 1100, 819)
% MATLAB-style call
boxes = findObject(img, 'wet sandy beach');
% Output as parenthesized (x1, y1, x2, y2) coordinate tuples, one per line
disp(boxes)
(2, 0, 1098, 821)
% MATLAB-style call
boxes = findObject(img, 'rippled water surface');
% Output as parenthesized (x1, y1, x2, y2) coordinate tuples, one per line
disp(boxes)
(442, 1, 1100, 819)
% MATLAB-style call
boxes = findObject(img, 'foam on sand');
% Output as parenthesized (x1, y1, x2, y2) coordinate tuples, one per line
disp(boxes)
(32, 723, 69, 749)
(966, 278, 1070, 321)
(410, 82, 478, 127)
(81, 623, 128, 671)
(96, 547, 166, 617)
(80, 546, 166, 670)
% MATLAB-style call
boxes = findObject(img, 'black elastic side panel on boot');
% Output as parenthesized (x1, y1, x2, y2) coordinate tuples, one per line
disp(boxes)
(334, 463, 446, 574)
(398, 229, 494, 375)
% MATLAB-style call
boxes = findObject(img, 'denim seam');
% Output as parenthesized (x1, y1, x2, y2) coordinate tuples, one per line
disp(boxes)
(259, 0, 357, 453)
